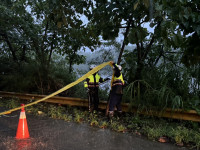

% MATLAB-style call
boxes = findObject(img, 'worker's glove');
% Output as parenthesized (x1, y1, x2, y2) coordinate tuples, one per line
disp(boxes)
(104, 78, 110, 81)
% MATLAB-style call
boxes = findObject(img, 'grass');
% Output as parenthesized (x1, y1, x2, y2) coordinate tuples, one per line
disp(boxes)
(99, 121, 108, 129)
(90, 119, 99, 126)
(0, 98, 200, 149)
(117, 124, 126, 133)
(143, 126, 165, 140)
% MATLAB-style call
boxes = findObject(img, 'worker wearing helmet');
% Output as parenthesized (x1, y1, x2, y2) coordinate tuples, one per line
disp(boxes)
(108, 62, 125, 118)
(84, 64, 109, 113)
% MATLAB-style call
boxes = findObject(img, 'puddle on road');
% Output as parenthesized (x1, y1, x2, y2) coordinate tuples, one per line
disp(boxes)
(0, 137, 51, 150)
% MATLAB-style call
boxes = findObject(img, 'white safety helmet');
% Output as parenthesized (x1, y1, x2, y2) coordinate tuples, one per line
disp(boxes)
(117, 65, 122, 71)
(113, 64, 122, 71)
(89, 64, 96, 70)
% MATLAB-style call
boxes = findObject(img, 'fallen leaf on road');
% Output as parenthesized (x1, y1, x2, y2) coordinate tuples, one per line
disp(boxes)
(158, 137, 168, 143)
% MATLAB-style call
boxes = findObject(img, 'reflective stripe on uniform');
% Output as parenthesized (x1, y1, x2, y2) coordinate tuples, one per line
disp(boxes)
(112, 73, 124, 87)
(112, 83, 123, 86)
(88, 85, 99, 87)
(86, 73, 101, 87)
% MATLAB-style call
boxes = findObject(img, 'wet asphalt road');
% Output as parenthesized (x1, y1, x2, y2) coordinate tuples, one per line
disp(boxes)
(0, 107, 188, 150)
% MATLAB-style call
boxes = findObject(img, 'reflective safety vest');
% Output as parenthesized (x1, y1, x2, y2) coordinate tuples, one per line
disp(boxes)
(112, 73, 124, 87)
(84, 74, 102, 88)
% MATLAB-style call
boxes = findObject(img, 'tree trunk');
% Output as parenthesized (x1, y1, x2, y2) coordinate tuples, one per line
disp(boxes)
(134, 21, 162, 80)
(0, 32, 17, 62)
(69, 50, 76, 73)
(117, 18, 132, 65)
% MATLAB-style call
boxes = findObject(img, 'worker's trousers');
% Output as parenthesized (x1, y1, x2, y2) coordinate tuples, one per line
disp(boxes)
(88, 88, 99, 112)
(109, 91, 122, 112)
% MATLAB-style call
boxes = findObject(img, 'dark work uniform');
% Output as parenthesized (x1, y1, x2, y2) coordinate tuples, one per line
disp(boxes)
(86, 73, 104, 112)
(109, 64, 124, 115)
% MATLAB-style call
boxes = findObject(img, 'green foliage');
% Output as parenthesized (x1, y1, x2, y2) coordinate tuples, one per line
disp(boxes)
(169, 126, 190, 144)
(0, 53, 78, 95)
(109, 118, 126, 132)
(90, 119, 99, 126)
(110, 120, 119, 131)
(117, 124, 126, 133)
(5, 98, 20, 109)
(155, 0, 200, 66)
(123, 42, 200, 111)
(181, 33, 200, 66)
(143, 126, 165, 140)
(73, 108, 86, 123)
(70, 83, 88, 99)
(124, 79, 185, 111)
(194, 132, 200, 149)
(129, 27, 148, 44)
(124, 114, 200, 148)
(26, 105, 40, 115)
(86, 0, 200, 114)
(0, 99, 4, 107)
(99, 87, 110, 101)
(48, 105, 66, 119)
(0, 0, 95, 94)
(99, 121, 108, 129)
(74, 113, 83, 123)
(63, 114, 73, 122)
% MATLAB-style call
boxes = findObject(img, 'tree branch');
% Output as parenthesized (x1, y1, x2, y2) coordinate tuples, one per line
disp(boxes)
(117, 17, 132, 64)
(20, 45, 26, 61)
(0, 31, 18, 61)
(142, 21, 162, 61)
(47, 31, 56, 68)
(153, 45, 164, 66)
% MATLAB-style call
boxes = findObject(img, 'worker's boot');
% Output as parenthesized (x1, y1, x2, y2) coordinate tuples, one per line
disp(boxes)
(108, 111, 114, 121)
(117, 111, 122, 119)
(89, 106, 94, 113)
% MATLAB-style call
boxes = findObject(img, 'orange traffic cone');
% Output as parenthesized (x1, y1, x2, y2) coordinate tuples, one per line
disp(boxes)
(16, 104, 30, 139)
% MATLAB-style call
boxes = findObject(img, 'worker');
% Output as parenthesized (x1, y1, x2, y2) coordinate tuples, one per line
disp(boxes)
(84, 64, 109, 113)
(108, 61, 125, 118)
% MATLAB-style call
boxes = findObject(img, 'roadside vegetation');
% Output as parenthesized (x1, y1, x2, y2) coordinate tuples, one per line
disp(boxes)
(1, 0, 200, 149)
(0, 98, 200, 149)
(1, 0, 200, 113)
